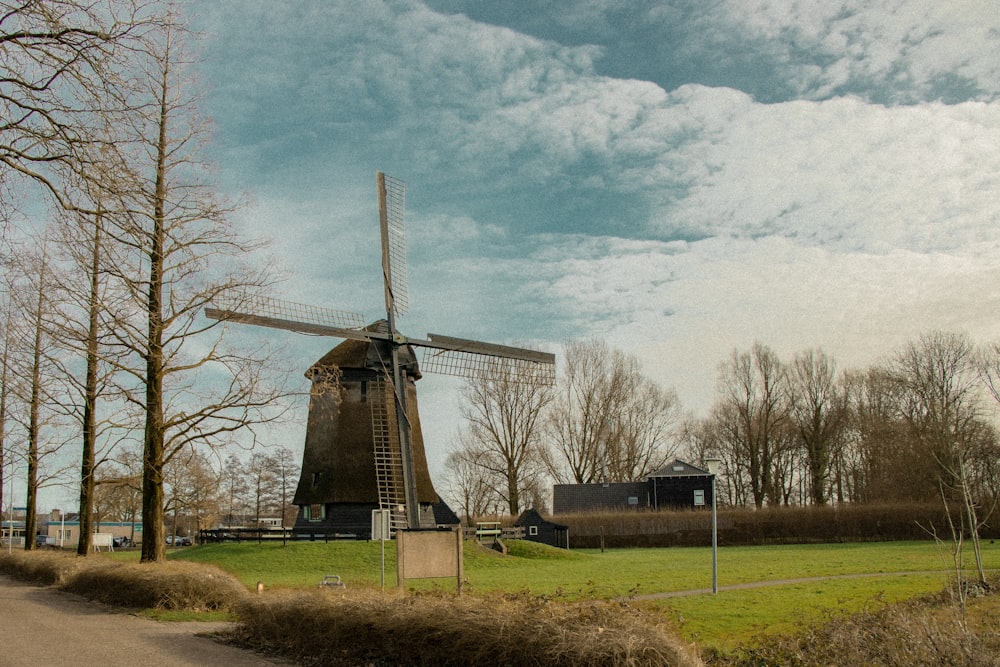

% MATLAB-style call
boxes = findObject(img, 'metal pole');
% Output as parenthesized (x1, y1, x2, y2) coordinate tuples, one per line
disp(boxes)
(705, 457, 721, 595)
(711, 473, 718, 594)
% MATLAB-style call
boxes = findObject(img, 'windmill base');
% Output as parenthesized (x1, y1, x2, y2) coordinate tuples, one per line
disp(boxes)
(292, 501, 459, 540)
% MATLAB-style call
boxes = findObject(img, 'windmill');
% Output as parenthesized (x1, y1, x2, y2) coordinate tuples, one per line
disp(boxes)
(206, 172, 555, 533)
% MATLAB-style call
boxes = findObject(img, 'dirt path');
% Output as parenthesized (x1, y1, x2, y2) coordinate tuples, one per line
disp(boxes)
(0, 575, 291, 666)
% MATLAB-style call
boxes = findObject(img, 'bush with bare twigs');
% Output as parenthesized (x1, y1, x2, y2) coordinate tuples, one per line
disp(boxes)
(231, 587, 703, 667)
(0, 550, 250, 611)
(718, 581, 1000, 667)
(0, 549, 90, 585)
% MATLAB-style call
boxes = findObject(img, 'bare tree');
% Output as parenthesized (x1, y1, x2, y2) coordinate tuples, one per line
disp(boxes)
(164, 447, 220, 541)
(90, 12, 287, 563)
(0, 0, 152, 213)
(545, 340, 629, 483)
(606, 376, 681, 483)
(714, 342, 790, 508)
(92, 456, 141, 534)
(890, 332, 992, 501)
(0, 297, 11, 518)
(441, 443, 499, 525)
(4, 234, 74, 547)
(545, 339, 678, 484)
(460, 358, 553, 515)
(787, 348, 848, 505)
(221, 452, 251, 527)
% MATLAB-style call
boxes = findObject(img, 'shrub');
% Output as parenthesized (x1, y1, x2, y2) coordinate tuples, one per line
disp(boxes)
(719, 581, 1000, 667)
(554, 503, 996, 548)
(62, 559, 250, 611)
(0, 550, 249, 612)
(231, 588, 704, 667)
(0, 550, 89, 585)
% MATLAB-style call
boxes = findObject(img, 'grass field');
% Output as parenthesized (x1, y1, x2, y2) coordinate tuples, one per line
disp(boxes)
(155, 538, 999, 650)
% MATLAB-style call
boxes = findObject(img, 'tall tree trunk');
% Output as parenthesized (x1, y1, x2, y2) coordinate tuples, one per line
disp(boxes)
(139, 56, 171, 563)
(0, 313, 10, 530)
(77, 210, 102, 555)
(24, 255, 48, 551)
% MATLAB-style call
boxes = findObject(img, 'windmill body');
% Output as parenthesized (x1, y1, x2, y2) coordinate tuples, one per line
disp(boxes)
(292, 325, 456, 537)
(206, 173, 554, 536)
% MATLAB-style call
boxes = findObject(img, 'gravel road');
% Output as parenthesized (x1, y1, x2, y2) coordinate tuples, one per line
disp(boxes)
(0, 575, 292, 666)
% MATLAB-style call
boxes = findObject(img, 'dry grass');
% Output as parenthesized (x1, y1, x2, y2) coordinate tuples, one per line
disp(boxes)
(0, 549, 250, 612)
(231, 587, 704, 667)
(556, 502, 996, 548)
(2, 549, 702, 665)
(6, 547, 998, 666)
(0, 548, 92, 585)
(62, 559, 250, 611)
(716, 579, 1000, 667)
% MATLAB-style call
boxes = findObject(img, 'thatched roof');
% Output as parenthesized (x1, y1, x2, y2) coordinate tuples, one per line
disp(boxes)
(307, 321, 421, 379)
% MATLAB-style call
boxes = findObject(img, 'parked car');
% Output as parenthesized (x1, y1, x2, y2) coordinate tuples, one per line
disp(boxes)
(166, 535, 192, 546)
(113, 536, 131, 548)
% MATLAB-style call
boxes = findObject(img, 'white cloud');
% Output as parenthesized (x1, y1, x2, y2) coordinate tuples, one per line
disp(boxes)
(658, 89, 1000, 252)
(725, 0, 1000, 100)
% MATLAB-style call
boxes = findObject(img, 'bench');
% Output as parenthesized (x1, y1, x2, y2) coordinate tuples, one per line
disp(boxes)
(318, 574, 345, 588)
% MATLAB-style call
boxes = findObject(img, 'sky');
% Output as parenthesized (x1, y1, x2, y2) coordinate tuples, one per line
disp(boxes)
(143, 0, 1000, 495)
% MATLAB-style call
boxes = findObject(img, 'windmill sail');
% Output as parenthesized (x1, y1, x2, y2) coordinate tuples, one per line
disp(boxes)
(378, 172, 409, 319)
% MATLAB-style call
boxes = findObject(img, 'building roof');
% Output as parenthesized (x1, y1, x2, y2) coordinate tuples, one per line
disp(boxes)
(552, 482, 649, 514)
(647, 459, 711, 478)
(514, 507, 567, 529)
(307, 320, 421, 379)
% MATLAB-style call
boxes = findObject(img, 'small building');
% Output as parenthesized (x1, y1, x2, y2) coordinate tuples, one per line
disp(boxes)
(41, 510, 142, 548)
(552, 459, 715, 513)
(514, 508, 569, 549)
(648, 460, 715, 509)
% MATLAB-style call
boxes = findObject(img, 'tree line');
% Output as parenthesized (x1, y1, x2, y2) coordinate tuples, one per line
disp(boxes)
(445, 332, 1000, 533)
(1, 1, 290, 562)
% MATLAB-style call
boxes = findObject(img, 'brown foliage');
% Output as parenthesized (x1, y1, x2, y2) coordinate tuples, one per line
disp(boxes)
(719, 581, 1000, 667)
(61, 560, 249, 611)
(555, 503, 999, 548)
(231, 588, 703, 667)
(0, 550, 249, 612)
(0, 549, 91, 585)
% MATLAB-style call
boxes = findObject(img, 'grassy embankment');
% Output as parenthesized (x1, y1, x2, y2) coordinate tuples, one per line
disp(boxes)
(154, 538, 999, 651)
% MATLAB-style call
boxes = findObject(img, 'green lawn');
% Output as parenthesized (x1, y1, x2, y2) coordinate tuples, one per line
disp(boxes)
(164, 538, 999, 651)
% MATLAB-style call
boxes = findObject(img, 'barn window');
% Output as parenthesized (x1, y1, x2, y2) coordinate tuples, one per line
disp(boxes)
(529, 526, 538, 536)
(693, 489, 705, 506)
(306, 504, 325, 522)
(628, 496, 639, 506)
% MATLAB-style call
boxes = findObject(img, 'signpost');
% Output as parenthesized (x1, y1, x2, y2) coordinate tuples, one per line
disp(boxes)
(371, 509, 392, 589)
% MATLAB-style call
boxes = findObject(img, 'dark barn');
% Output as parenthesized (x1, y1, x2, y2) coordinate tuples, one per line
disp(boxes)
(552, 460, 715, 514)
(552, 482, 649, 514)
(515, 508, 569, 549)
(648, 460, 715, 509)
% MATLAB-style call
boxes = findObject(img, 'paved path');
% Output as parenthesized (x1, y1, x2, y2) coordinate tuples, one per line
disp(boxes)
(632, 569, 994, 599)
(0, 575, 291, 666)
